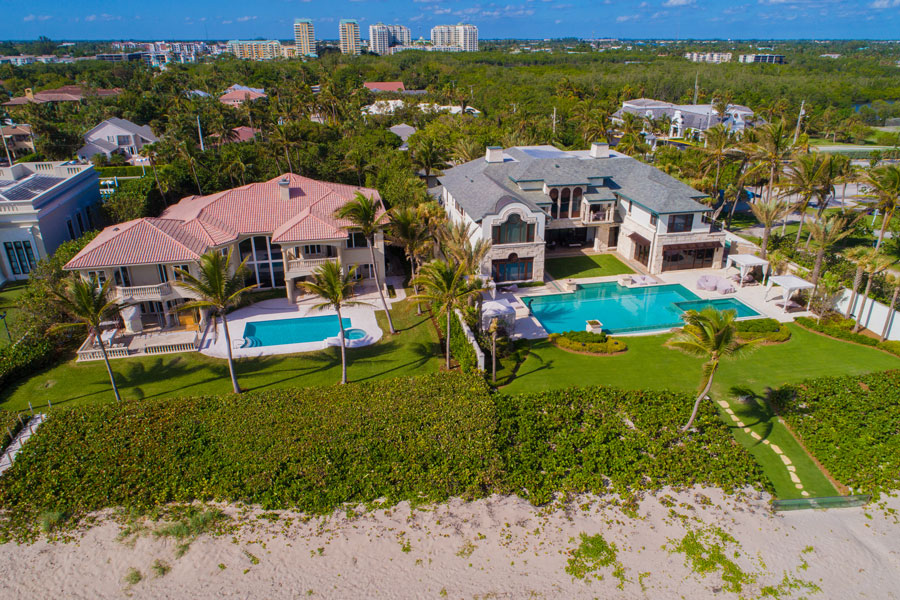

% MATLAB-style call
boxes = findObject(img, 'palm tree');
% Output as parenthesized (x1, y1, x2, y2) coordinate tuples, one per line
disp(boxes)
(440, 220, 491, 276)
(139, 143, 167, 205)
(806, 212, 856, 299)
(387, 206, 433, 313)
(863, 164, 900, 250)
(749, 197, 792, 259)
(176, 142, 203, 195)
(666, 308, 756, 432)
(412, 259, 485, 370)
(844, 246, 870, 320)
(620, 112, 643, 137)
(616, 133, 650, 159)
(410, 136, 450, 178)
(700, 124, 737, 197)
(852, 250, 894, 333)
(299, 261, 361, 384)
(452, 138, 484, 164)
(779, 152, 831, 243)
(173, 250, 257, 394)
(881, 273, 900, 341)
(335, 192, 395, 334)
(745, 120, 793, 205)
(50, 277, 125, 403)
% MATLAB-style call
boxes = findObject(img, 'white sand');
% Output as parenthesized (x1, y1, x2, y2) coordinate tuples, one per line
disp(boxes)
(1, 488, 899, 599)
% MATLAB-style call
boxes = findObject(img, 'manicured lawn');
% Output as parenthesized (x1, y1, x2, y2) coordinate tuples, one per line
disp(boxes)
(503, 324, 900, 499)
(0, 299, 442, 412)
(544, 253, 634, 279)
(0, 281, 27, 348)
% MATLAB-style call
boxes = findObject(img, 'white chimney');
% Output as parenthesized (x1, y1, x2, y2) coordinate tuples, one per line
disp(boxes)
(278, 177, 290, 201)
(590, 142, 610, 159)
(485, 146, 504, 163)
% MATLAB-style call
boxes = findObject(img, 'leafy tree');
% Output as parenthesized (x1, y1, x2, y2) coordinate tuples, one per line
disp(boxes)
(173, 250, 257, 394)
(299, 261, 361, 385)
(102, 177, 153, 224)
(666, 308, 756, 432)
(409, 135, 450, 178)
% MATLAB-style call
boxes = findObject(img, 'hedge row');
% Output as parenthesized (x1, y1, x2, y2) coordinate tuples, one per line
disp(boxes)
(441, 310, 478, 373)
(549, 331, 628, 355)
(771, 370, 900, 495)
(96, 166, 148, 177)
(0, 334, 58, 391)
(0, 412, 25, 454)
(735, 318, 791, 343)
(795, 316, 900, 357)
(0, 372, 769, 539)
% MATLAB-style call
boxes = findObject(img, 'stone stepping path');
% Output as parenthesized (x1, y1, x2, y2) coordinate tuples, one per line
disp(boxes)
(718, 400, 810, 498)
(0, 414, 46, 476)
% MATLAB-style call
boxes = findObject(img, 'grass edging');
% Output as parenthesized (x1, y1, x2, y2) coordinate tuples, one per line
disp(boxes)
(772, 412, 850, 496)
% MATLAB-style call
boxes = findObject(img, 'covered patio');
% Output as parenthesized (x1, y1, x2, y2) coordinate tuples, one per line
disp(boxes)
(725, 254, 770, 287)
(765, 275, 815, 313)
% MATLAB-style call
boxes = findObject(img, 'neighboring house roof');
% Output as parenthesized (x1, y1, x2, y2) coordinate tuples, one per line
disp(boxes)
(364, 81, 405, 93)
(389, 123, 416, 142)
(2, 85, 121, 106)
(224, 84, 265, 95)
(66, 174, 383, 269)
(363, 100, 481, 116)
(83, 118, 159, 145)
(77, 139, 119, 157)
(615, 98, 756, 133)
(210, 126, 259, 145)
(219, 89, 267, 104)
(438, 145, 710, 222)
(186, 90, 210, 98)
(0, 124, 32, 136)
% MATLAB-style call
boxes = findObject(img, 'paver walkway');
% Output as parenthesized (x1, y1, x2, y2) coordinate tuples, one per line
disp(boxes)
(0, 414, 45, 476)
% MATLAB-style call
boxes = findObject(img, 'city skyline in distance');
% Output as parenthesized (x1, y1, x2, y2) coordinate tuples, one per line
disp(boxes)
(1, 0, 899, 41)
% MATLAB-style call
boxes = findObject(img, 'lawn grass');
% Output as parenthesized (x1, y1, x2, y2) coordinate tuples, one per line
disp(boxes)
(544, 254, 634, 279)
(0, 299, 442, 412)
(0, 281, 27, 348)
(502, 324, 900, 499)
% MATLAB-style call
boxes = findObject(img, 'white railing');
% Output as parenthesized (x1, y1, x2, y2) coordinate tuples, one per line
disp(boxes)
(76, 335, 199, 362)
(287, 257, 336, 273)
(115, 282, 173, 301)
(76, 346, 131, 361)
(0, 203, 35, 214)
(144, 339, 199, 355)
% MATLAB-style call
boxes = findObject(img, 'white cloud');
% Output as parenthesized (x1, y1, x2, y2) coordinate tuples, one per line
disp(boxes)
(236, 15, 257, 22)
(870, 0, 900, 7)
(85, 14, 97, 22)
(23, 14, 35, 22)
(616, 14, 640, 21)
(663, 0, 695, 6)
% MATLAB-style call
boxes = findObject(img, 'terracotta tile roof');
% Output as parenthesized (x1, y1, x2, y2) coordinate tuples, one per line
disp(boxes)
(218, 90, 267, 104)
(66, 174, 383, 269)
(364, 81, 405, 93)
(2, 85, 121, 106)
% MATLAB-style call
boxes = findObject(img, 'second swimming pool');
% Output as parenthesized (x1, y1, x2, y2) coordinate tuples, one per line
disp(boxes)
(241, 315, 355, 348)
(522, 282, 759, 335)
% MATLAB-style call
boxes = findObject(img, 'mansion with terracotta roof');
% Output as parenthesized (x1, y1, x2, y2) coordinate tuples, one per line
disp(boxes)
(65, 174, 386, 328)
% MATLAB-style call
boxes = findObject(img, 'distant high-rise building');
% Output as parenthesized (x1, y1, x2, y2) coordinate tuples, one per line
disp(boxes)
(368, 23, 411, 56)
(684, 52, 732, 64)
(226, 40, 282, 61)
(738, 54, 785, 64)
(430, 24, 478, 52)
(339, 19, 361, 55)
(293, 19, 317, 57)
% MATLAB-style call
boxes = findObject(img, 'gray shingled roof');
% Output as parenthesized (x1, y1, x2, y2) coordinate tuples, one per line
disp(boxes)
(438, 145, 709, 221)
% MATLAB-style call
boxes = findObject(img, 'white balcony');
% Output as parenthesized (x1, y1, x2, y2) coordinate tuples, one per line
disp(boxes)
(286, 257, 337, 276)
(114, 282, 174, 301)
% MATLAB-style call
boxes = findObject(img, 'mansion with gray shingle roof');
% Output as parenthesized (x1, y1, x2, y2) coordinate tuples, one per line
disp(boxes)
(437, 144, 725, 280)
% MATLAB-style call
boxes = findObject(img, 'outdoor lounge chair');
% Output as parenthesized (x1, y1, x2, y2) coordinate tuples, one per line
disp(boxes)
(716, 279, 736, 294)
(697, 275, 718, 291)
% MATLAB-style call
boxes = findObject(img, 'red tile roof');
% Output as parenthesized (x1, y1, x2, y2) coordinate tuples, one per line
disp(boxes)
(2, 85, 121, 106)
(364, 81, 405, 93)
(66, 174, 382, 269)
(218, 90, 267, 105)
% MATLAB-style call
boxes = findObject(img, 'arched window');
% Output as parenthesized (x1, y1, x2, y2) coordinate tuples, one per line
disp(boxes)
(549, 188, 559, 218)
(571, 188, 582, 218)
(491, 213, 535, 244)
(560, 188, 571, 218)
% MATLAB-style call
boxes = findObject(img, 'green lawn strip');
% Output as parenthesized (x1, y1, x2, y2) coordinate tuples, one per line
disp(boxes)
(0, 281, 27, 348)
(0, 299, 442, 412)
(503, 324, 900, 498)
(544, 254, 634, 279)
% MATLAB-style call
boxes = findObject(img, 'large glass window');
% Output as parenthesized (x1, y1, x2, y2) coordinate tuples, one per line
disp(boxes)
(113, 267, 131, 287)
(549, 188, 559, 218)
(4, 241, 37, 276)
(571, 188, 582, 218)
(667, 214, 694, 233)
(491, 213, 535, 245)
(492, 254, 533, 282)
(347, 232, 368, 249)
(238, 236, 285, 289)
(560, 188, 571, 218)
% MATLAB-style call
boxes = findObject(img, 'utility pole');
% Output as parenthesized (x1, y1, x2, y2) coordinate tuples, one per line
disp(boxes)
(1, 128, 12, 167)
(693, 71, 699, 106)
(552, 106, 557, 137)
(197, 115, 205, 152)
(793, 100, 805, 146)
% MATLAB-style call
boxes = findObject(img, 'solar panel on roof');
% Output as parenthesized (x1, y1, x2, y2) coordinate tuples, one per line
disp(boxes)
(0, 176, 64, 201)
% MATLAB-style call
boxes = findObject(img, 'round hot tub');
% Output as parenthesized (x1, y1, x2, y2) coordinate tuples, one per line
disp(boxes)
(344, 328, 367, 340)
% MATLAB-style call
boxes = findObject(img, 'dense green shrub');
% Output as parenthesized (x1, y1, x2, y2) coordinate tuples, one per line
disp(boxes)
(441, 310, 478, 373)
(548, 332, 627, 355)
(795, 316, 900, 357)
(0, 411, 26, 453)
(771, 370, 900, 495)
(0, 334, 58, 392)
(101, 177, 153, 223)
(0, 373, 502, 539)
(734, 318, 791, 343)
(496, 386, 770, 504)
(96, 166, 148, 177)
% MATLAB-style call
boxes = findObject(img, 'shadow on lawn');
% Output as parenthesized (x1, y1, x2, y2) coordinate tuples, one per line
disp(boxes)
(727, 385, 776, 443)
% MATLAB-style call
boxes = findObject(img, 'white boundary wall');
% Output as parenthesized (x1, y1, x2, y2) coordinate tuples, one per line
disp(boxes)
(836, 289, 900, 341)
(455, 308, 485, 371)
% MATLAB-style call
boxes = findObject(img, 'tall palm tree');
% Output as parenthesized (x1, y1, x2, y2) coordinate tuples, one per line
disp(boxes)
(412, 259, 485, 370)
(440, 220, 491, 277)
(779, 152, 832, 243)
(832, 153, 855, 209)
(620, 112, 643, 137)
(139, 143, 167, 206)
(174, 250, 257, 394)
(881, 273, 900, 341)
(844, 246, 870, 320)
(864, 164, 900, 250)
(666, 308, 756, 432)
(451, 138, 484, 164)
(335, 192, 395, 334)
(806, 212, 856, 298)
(750, 197, 792, 259)
(616, 133, 650, 159)
(50, 277, 124, 403)
(700, 124, 737, 197)
(388, 206, 433, 314)
(299, 261, 361, 385)
(745, 120, 793, 205)
(176, 142, 203, 195)
(852, 251, 894, 333)
(410, 136, 450, 178)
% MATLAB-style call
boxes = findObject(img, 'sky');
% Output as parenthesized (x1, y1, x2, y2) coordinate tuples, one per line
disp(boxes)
(1, 0, 899, 41)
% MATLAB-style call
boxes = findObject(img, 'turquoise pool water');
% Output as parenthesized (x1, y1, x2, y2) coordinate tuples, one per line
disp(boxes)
(242, 315, 352, 347)
(523, 282, 759, 335)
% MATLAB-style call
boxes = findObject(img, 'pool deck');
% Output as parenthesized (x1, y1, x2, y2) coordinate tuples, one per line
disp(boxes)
(201, 280, 403, 359)
(494, 267, 812, 340)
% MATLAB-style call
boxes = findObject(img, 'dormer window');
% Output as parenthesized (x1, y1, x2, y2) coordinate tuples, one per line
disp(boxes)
(492, 213, 535, 244)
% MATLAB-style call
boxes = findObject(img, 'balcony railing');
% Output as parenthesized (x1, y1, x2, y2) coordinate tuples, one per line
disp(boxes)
(114, 282, 173, 301)
(0, 203, 35, 214)
(286, 257, 337, 273)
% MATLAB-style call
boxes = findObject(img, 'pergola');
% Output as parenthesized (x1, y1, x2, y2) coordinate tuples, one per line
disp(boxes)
(764, 275, 815, 313)
(725, 254, 769, 287)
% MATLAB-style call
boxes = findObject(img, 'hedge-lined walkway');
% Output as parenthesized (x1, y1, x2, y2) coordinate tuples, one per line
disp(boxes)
(503, 324, 900, 499)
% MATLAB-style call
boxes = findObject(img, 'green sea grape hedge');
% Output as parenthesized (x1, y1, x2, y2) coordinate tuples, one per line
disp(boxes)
(795, 316, 900, 357)
(441, 310, 478, 373)
(771, 370, 900, 495)
(0, 411, 25, 453)
(497, 387, 770, 504)
(548, 331, 628, 354)
(0, 334, 58, 391)
(735, 318, 791, 343)
(0, 372, 770, 539)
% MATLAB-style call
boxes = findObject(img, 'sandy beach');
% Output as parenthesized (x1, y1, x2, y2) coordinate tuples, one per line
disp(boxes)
(1, 488, 899, 599)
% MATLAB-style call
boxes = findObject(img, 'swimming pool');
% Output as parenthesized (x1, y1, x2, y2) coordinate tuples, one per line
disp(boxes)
(241, 315, 352, 348)
(522, 282, 759, 335)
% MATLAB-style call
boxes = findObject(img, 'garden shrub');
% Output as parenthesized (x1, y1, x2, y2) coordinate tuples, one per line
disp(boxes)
(0, 411, 26, 453)
(734, 318, 790, 343)
(441, 310, 478, 373)
(496, 386, 770, 504)
(795, 316, 900, 357)
(96, 166, 148, 178)
(0, 334, 59, 392)
(771, 370, 900, 495)
(548, 331, 627, 355)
